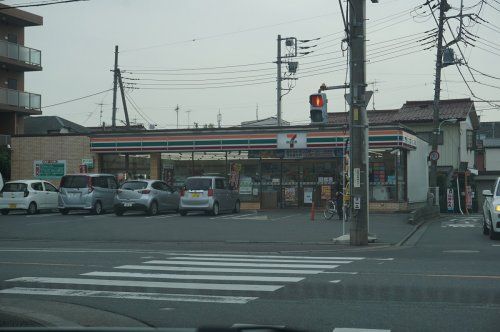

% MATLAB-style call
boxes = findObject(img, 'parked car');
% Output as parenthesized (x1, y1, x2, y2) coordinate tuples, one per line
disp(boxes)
(0, 180, 59, 215)
(482, 177, 500, 239)
(114, 180, 180, 216)
(179, 176, 240, 216)
(58, 174, 118, 215)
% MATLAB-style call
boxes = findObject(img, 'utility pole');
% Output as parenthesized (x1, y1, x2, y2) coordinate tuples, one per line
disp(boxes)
(174, 104, 179, 129)
(349, 0, 369, 246)
(430, 0, 449, 191)
(117, 70, 130, 128)
(276, 34, 282, 127)
(112, 45, 119, 129)
(256, 103, 259, 121)
(217, 109, 222, 128)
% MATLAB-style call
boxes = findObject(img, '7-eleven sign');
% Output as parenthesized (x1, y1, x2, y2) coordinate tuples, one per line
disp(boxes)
(278, 133, 307, 149)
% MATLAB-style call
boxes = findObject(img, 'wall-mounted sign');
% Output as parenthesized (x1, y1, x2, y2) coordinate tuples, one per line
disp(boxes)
(81, 158, 94, 169)
(304, 187, 313, 204)
(321, 185, 331, 200)
(447, 188, 454, 212)
(34, 160, 66, 179)
(277, 133, 307, 150)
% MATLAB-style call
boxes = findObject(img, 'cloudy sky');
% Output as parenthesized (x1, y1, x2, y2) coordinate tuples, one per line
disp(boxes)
(8, 0, 500, 127)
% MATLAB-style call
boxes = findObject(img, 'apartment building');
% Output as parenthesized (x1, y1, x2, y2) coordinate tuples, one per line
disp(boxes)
(0, 4, 42, 135)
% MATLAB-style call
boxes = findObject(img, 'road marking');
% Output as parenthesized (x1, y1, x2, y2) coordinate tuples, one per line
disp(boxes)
(270, 214, 302, 221)
(443, 250, 479, 253)
(25, 213, 60, 218)
(333, 329, 390, 332)
(210, 213, 257, 220)
(0, 261, 92, 267)
(26, 220, 74, 226)
(145, 260, 340, 269)
(321, 271, 358, 275)
(7, 277, 284, 292)
(82, 271, 304, 283)
(370, 258, 394, 261)
(145, 215, 179, 219)
(83, 215, 109, 219)
(232, 324, 286, 329)
(329, 280, 341, 283)
(169, 253, 364, 260)
(0, 287, 257, 304)
(168, 257, 353, 264)
(116, 265, 324, 275)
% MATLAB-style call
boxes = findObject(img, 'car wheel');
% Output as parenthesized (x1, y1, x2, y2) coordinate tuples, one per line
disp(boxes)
(179, 210, 187, 216)
(27, 202, 37, 215)
(92, 201, 103, 215)
(148, 201, 158, 216)
(212, 202, 220, 216)
(59, 208, 69, 215)
(1, 209, 9, 215)
(233, 200, 241, 214)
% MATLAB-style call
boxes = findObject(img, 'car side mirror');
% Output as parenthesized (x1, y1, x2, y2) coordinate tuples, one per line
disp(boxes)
(483, 189, 493, 197)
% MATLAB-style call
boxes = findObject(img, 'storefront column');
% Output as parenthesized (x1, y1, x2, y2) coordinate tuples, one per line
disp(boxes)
(150, 153, 161, 180)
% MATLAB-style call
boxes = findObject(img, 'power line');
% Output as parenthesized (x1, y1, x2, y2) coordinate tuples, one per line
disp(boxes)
(1, 0, 88, 9)
(42, 88, 113, 109)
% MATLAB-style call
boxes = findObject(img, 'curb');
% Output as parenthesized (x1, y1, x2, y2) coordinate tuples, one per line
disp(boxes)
(396, 214, 439, 247)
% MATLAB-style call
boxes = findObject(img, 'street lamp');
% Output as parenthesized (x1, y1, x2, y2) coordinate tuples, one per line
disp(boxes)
(437, 118, 458, 133)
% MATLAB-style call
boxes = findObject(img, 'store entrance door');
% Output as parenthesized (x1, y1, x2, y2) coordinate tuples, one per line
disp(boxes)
(282, 161, 300, 208)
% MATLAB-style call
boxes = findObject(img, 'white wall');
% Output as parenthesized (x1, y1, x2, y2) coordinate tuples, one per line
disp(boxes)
(407, 137, 430, 203)
(485, 148, 500, 171)
(438, 125, 460, 168)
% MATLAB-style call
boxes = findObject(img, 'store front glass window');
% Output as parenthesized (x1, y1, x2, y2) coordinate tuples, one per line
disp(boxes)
(369, 149, 397, 201)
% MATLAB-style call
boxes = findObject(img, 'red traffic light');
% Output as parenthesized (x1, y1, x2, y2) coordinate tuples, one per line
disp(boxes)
(309, 94, 324, 107)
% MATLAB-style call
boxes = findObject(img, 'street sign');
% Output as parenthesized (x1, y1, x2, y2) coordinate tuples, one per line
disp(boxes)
(353, 168, 360, 188)
(34, 160, 66, 179)
(447, 188, 454, 212)
(353, 196, 361, 210)
(429, 150, 440, 161)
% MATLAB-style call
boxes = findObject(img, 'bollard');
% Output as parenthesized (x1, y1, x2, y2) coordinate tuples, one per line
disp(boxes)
(310, 202, 315, 221)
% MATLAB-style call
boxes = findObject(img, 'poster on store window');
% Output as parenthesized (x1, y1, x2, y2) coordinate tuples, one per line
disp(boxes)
(321, 185, 331, 200)
(229, 162, 241, 191)
(304, 187, 313, 204)
(285, 187, 296, 202)
(239, 177, 252, 195)
(466, 185, 472, 210)
(163, 166, 174, 187)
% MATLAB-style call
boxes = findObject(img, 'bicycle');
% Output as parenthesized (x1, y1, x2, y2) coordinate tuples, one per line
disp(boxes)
(323, 200, 337, 220)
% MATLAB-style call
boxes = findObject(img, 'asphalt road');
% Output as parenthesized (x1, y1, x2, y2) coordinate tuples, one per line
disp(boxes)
(0, 211, 499, 332)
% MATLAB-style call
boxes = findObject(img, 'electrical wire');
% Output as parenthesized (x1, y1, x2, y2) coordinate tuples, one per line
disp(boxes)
(42, 89, 113, 109)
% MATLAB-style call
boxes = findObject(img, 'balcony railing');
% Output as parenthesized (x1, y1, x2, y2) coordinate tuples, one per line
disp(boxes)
(0, 87, 41, 110)
(0, 40, 41, 67)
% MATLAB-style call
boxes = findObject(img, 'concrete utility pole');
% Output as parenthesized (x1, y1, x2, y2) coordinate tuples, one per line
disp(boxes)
(174, 104, 179, 129)
(349, 0, 369, 246)
(276, 34, 282, 127)
(112, 45, 119, 129)
(430, 0, 449, 190)
(217, 109, 222, 128)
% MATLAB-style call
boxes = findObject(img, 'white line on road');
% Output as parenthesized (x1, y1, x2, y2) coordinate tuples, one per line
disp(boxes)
(210, 213, 257, 220)
(83, 215, 110, 219)
(7, 277, 283, 292)
(169, 253, 365, 260)
(25, 213, 61, 218)
(82, 271, 304, 283)
(145, 215, 179, 219)
(116, 265, 325, 275)
(26, 220, 74, 226)
(168, 257, 353, 264)
(232, 324, 286, 329)
(329, 280, 341, 283)
(321, 271, 358, 275)
(0, 287, 257, 304)
(145, 260, 340, 269)
(270, 214, 302, 221)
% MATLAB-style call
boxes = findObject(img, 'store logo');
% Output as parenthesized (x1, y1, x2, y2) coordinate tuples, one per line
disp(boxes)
(286, 134, 298, 148)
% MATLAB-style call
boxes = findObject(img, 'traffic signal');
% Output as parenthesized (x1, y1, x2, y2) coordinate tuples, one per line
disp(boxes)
(309, 93, 328, 124)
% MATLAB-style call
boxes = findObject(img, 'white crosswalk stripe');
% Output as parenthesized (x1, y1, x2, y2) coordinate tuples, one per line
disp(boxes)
(0, 252, 365, 304)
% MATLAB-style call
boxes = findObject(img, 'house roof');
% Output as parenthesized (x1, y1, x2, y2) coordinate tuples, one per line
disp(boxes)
(24, 116, 89, 135)
(241, 116, 290, 127)
(328, 98, 478, 128)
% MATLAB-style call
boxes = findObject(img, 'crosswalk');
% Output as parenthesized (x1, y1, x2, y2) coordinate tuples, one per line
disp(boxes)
(0, 252, 365, 305)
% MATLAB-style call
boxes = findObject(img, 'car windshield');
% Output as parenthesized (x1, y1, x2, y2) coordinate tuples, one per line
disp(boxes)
(60, 176, 88, 188)
(185, 178, 212, 190)
(2, 183, 27, 192)
(120, 181, 148, 190)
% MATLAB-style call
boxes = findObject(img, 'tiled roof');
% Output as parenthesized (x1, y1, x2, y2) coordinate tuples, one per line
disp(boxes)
(328, 98, 478, 127)
(24, 116, 89, 135)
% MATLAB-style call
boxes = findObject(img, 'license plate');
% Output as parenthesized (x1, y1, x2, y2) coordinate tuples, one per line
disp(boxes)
(124, 203, 133, 207)
(191, 193, 200, 198)
(8, 204, 16, 209)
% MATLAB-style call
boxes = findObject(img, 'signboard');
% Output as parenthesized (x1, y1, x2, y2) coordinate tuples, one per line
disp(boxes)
(429, 150, 440, 161)
(34, 160, 66, 179)
(466, 185, 472, 210)
(304, 187, 313, 204)
(284, 187, 296, 202)
(277, 133, 307, 150)
(353, 168, 360, 188)
(239, 177, 253, 195)
(446, 188, 454, 212)
(321, 185, 331, 200)
(353, 196, 361, 210)
(81, 158, 94, 169)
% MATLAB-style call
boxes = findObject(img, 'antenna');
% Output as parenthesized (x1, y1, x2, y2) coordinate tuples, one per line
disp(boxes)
(96, 102, 108, 126)
(186, 110, 192, 129)
(371, 81, 379, 111)
(256, 103, 259, 121)
(174, 104, 179, 129)
(217, 109, 222, 128)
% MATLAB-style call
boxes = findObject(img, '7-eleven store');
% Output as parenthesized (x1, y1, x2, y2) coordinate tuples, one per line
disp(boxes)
(90, 124, 429, 211)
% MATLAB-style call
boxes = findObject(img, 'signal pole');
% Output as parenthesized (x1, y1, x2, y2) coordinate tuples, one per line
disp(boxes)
(430, 0, 449, 190)
(349, 0, 369, 245)
(276, 35, 282, 126)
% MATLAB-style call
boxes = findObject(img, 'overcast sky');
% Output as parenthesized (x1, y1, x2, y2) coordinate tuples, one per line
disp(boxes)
(8, 0, 500, 127)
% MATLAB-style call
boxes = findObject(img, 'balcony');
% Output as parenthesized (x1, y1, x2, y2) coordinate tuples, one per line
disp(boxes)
(0, 40, 41, 71)
(0, 87, 41, 115)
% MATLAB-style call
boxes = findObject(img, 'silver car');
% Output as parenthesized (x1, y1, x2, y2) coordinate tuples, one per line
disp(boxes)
(58, 174, 118, 215)
(482, 177, 500, 240)
(114, 180, 180, 216)
(179, 176, 240, 216)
